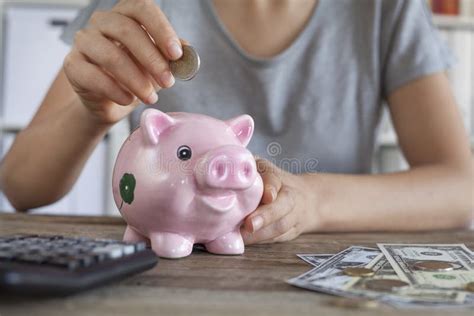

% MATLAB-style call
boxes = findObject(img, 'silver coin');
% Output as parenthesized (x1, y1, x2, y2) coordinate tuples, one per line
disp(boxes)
(412, 260, 460, 272)
(169, 45, 200, 81)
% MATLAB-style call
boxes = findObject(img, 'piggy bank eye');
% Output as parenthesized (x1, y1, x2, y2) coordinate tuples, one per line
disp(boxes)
(177, 145, 192, 161)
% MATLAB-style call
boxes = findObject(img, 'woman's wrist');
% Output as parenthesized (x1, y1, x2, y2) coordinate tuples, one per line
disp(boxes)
(300, 172, 329, 233)
(69, 97, 115, 136)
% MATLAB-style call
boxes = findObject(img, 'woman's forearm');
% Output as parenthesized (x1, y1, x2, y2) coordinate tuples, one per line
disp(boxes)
(0, 97, 112, 211)
(310, 163, 473, 232)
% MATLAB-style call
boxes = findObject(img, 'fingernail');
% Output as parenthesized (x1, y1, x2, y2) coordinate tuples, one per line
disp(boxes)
(266, 185, 277, 201)
(251, 216, 264, 232)
(146, 91, 158, 104)
(168, 41, 183, 60)
(160, 71, 175, 88)
(271, 188, 277, 201)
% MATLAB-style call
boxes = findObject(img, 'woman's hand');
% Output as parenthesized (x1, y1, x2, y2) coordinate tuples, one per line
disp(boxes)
(63, 0, 182, 125)
(241, 159, 319, 244)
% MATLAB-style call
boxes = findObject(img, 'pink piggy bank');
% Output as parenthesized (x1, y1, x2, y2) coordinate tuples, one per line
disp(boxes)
(112, 109, 264, 258)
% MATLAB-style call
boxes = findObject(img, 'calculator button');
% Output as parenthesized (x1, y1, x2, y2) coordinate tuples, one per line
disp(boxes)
(16, 253, 47, 264)
(135, 242, 147, 251)
(121, 244, 136, 255)
(0, 245, 12, 251)
(74, 255, 95, 267)
(0, 251, 13, 260)
(27, 237, 46, 244)
(92, 252, 107, 262)
(92, 245, 123, 259)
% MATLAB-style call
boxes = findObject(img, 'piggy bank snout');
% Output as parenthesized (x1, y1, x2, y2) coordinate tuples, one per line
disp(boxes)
(196, 146, 257, 190)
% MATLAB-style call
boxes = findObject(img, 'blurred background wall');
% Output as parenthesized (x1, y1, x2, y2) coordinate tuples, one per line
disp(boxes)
(0, 0, 472, 216)
(0, 0, 130, 216)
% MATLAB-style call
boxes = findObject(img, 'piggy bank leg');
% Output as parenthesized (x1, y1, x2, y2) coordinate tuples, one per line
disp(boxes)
(205, 230, 244, 255)
(149, 232, 194, 259)
(123, 225, 148, 244)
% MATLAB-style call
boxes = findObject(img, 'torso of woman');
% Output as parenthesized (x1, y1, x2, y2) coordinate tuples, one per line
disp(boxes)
(138, 0, 382, 174)
(63, 0, 451, 174)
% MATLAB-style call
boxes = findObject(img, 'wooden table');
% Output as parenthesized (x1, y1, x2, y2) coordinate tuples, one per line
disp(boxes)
(0, 213, 472, 316)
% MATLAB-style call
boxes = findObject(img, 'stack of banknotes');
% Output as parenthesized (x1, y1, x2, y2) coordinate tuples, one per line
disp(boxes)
(288, 244, 474, 309)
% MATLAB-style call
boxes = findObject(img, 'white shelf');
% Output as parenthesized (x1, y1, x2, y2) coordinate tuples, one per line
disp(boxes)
(0, 120, 24, 132)
(434, 14, 474, 30)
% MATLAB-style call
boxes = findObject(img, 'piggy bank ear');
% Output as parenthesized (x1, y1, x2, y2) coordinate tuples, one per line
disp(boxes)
(140, 109, 175, 145)
(226, 115, 254, 147)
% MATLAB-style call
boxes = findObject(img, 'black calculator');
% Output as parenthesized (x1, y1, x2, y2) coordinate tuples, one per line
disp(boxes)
(0, 234, 158, 296)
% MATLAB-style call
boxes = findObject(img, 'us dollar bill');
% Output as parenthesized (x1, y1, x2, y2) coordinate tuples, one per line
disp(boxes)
(296, 254, 333, 267)
(288, 246, 380, 284)
(289, 250, 472, 308)
(377, 244, 474, 290)
(345, 255, 469, 306)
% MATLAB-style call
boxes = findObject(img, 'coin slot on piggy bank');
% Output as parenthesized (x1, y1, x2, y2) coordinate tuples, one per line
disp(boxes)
(112, 109, 264, 258)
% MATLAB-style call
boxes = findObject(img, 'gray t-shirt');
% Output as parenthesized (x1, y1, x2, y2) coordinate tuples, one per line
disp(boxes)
(62, 0, 453, 174)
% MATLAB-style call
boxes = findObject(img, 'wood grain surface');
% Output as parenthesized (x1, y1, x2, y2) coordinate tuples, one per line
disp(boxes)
(0, 213, 472, 316)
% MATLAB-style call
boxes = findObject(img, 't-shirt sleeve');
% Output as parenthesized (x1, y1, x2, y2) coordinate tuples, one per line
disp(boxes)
(381, 0, 454, 97)
(60, 0, 118, 45)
